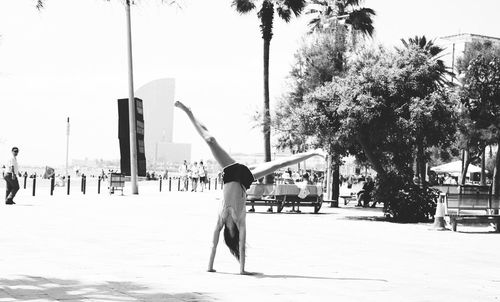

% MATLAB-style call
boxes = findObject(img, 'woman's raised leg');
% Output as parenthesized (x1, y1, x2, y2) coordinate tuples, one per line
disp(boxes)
(175, 101, 235, 168)
(250, 150, 326, 180)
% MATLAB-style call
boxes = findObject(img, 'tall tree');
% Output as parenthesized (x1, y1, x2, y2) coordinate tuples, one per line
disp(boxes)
(232, 0, 306, 183)
(398, 36, 455, 186)
(306, 0, 375, 71)
(460, 56, 500, 195)
(304, 0, 374, 201)
(456, 40, 500, 185)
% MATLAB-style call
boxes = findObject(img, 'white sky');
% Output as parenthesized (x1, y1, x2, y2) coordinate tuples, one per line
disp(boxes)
(1, 0, 500, 166)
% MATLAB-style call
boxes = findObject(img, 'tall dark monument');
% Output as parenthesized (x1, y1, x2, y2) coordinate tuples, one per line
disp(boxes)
(118, 98, 146, 177)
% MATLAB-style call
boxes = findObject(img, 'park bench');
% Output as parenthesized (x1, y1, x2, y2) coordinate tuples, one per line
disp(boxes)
(246, 184, 281, 213)
(444, 185, 500, 232)
(246, 183, 323, 213)
(109, 173, 125, 195)
(339, 193, 357, 205)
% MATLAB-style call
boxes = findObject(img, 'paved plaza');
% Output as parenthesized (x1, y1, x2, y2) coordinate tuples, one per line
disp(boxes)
(0, 182, 499, 301)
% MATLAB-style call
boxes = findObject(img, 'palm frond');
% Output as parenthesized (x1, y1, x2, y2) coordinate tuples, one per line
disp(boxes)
(400, 38, 409, 49)
(277, 6, 292, 22)
(345, 8, 375, 37)
(161, 0, 182, 9)
(283, 0, 307, 16)
(232, 0, 256, 13)
(36, 0, 44, 10)
(345, 0, 363, 7)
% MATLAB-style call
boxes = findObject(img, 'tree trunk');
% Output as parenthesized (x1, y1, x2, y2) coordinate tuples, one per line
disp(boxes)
(493, 138, 500, 196)
(461, 155, 480, 186)
(356, 133, 385, 176)
(480, 146, 486, 186)
(460, 149, 469, 185)
(326, 155, 332, 200)
(263, 38, 273, 184)
(416, 142, 426, 189)
(332, 164, 340, 205)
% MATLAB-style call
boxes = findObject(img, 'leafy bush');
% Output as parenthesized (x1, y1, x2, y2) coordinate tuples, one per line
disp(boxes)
(373, 172, 439, 223)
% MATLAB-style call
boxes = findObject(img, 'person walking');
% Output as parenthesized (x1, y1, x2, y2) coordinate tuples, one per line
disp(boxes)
(4, 147, 20, 205)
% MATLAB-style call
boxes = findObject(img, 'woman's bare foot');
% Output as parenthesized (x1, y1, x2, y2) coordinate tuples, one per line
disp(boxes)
(174, 101, 190, 112)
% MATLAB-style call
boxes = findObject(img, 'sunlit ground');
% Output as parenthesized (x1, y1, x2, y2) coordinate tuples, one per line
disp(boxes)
(0, 181, 498, 301)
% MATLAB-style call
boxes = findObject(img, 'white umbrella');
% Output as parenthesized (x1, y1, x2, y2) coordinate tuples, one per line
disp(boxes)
(431, 161, 486, 175)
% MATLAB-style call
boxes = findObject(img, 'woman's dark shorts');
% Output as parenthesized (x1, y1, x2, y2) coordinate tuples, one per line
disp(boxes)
(222, 163, 255, 190)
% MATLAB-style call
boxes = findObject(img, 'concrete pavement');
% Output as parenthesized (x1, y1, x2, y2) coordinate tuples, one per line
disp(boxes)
(0, 182, 499, 301)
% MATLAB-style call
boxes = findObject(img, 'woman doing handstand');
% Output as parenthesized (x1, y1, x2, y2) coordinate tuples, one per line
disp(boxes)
(175, 101, 325, 275)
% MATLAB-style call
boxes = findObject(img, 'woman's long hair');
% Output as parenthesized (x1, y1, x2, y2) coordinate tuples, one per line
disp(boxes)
(223, 221, 240, 261)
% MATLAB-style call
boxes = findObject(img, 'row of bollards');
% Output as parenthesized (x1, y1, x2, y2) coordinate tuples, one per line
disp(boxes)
(159, 177, 223, 192)
(24, 175, 224, 196)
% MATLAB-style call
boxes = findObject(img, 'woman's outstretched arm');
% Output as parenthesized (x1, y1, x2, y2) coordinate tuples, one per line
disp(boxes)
(250, 150, 326, 180)
(208, 220, 223, 272)
(175, 101, 235, 168)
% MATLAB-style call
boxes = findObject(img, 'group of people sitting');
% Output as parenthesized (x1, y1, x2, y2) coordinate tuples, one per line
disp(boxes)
(279, 168, 318, 185)
(354, 176, 375, 208)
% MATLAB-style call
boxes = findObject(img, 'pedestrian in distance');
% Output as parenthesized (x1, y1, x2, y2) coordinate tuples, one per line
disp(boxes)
(179, 160, 189, 191)
(191, 162, 199, 192)
(175, 101, 325, 275)
(4, 147, 20, 205)
(198, 161, 207, 192)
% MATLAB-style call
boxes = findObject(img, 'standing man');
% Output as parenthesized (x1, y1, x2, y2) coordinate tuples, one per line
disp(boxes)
(198, 161, 207, 192)
(190, 161, 199, 192)
(179, 160, 189, 191)
(5, 147, 20, 205)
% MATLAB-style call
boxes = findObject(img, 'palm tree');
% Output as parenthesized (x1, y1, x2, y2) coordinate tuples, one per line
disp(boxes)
(306, 0, 375, 202)
(399, 35, 455, 187)
(232, 0, 307, 184)
(399, 35, 454, 87)
(307, 0, 375, 35)
(307, 0, 375, 66)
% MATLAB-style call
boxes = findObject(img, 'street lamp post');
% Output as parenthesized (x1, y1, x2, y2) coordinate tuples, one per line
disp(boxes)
(125, 0, 138, 194)
(66, 117, 70, 180)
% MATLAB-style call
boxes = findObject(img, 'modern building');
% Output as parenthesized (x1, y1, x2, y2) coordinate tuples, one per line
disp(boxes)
(135, 78, 191, 166)
(437, 33, 500, 78)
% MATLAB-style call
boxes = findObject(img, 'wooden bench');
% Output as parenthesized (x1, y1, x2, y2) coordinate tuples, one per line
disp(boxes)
(444, 185, 500, 232)
(246, 183, 324, 213)
(339, 194, 357, 206)
(246, 184, 281, 213)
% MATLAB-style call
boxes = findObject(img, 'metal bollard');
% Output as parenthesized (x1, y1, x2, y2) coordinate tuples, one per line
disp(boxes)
(98, 176, 101, 194)
(81, 176, 84, 192)
(50, 175, 55, 195)
(83, 176, 86, 195)
(208, 178, 211, 190)
(178, 178, 181, 191)
(32, 177, 36, 196)
(67, 176, 71, 195)
(23, 174, 27, 189)
(159, 177, 162, 192)
(215, 178, 217, 190)
(169, 177, 172, 191)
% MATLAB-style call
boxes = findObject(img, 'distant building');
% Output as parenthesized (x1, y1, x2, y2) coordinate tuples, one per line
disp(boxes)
(135, 78, 191, 166)
(437, 33, 500, 78)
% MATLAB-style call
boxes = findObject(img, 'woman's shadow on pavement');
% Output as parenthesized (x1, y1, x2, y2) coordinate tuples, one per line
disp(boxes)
(216, 272, 387, 283)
